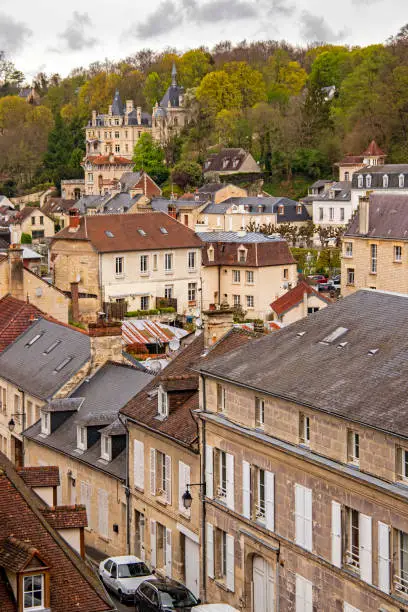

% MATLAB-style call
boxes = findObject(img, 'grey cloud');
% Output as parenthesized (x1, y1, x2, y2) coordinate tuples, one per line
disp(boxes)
(352, 0, 381, 4)
(0, 13, 32, 54)
(268, 0, 296, 18)
(299, 11, 349, 42)
(59, 11, 98, 51)
(186, 0, 258, 23)
(133, 1, 181, 39)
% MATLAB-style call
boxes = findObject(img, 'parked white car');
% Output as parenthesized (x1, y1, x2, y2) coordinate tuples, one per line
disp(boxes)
(98, 555, 154, 603)
(194, 606, 239, 612)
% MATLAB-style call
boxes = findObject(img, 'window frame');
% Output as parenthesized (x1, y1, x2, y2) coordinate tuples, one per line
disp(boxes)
(348, 430, 360, 465)
(255, 397, 265, 428)
(77, 425, 87, 451)
(140, 254, 149, 274)
(115, 256, 124, 277)
(246, 295, 254, 308)
(158, 388, 168, 417)
(164, 253, 173, 272)
(299, 413, 310, 446)
(188, 282, 197, 303)
(246, 270, 254, 284)
(23, 573, 44, 611)
(101, 434, 111, 461)
(370, 244, 377, 274)
(217, 384, 225, 413)
(345, 242, 353, 258)
(188, 251, 196, 270)
(346, 268, 355, 286)
(40, 411, 50, 436)
(232, 270, 241, 284)
(394, 245, 402, 262)
(140, 296, 149, 311)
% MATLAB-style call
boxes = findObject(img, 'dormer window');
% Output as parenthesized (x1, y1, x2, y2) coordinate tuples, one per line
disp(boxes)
(366, 174, 372, 188)
(40, 412, 50, 436)
(222, 159, 229, 169)
(158, 387, 168, 417)
(278, 205, 284, 215)
(238, 248, 246, 263)
(232, 158, 239, 168)
(296, 204, 303, 213)
(23, 573, 45, 610)
(101, 435, 112, 461)
(357, 175, 363, 188)
(399, 173, 405, 188)
(77, 425, 87, 451)
(383, 174, 389, 188)
(208, 246, 214, 262)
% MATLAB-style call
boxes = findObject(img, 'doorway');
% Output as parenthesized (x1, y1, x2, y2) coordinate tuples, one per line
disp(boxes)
(184, 536, 199, 597)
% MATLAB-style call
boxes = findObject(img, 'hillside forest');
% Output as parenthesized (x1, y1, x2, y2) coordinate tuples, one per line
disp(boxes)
(1, 26, 408, 198)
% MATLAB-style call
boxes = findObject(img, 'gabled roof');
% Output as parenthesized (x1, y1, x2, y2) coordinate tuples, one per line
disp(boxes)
(42, 198, 75, 216)
(363, 139, 385, 157)
(270, 281, 331, 316)
(204, 148, 260, 174)
(0, 295, 45, 353)
(200, 236, 296, 268)
(345, 193, 408, 239)
(53, 212, 203, 253)
(0, 452, 114, 611)
(18, 466, 60, 488)
(41, 505, 88, 530)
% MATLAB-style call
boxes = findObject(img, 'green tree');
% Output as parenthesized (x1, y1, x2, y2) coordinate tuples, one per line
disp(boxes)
(144, 72, 166, 108)
(196, 71, 242, 115)
(224, 61, 267, 107)
(265, 51, 307, 103)
(171, 161, 203, 190)
(179, 49, 213, 88)
(133, 133, 169, 184)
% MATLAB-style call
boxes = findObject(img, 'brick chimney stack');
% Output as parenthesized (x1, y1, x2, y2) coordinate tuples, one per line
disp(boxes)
(88, 321, 123, 372)
(8, 244, 25, 301)
(137, 106, 142, 125)
(202, 306, 234, 349)
(68, 208, 80, 232)
(359, 195, 370, 235)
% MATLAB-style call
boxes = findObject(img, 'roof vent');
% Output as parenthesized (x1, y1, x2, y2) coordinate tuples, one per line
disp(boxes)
(105, 230, 114, 238)
(297, 331, 306, 337)
(337, 341, 348, 348)
(368, 348, 379, 356)
(138, 229, 146, 236)
(160, 227, 168, 234)
(321, 326, 348, 344)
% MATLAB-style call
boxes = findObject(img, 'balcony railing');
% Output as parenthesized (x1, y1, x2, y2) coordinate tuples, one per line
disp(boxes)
(394, 570, 408, 594)
(345, 545, 360, 570)
(255, 503, 266, 521)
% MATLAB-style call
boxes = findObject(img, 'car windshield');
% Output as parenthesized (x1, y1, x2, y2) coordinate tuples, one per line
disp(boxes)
(118, 562, 151, 578)
(158, 585, 198, 608)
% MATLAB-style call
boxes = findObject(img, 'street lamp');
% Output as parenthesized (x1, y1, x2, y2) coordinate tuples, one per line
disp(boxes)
(182, 482, 206, 510)
(8, 418, 15, 432)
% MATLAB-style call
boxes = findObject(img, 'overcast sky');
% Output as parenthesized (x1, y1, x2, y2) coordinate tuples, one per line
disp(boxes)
(1, 0, 407, 79)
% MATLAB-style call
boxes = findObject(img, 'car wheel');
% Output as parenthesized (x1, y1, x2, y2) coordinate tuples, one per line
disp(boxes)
(118, 590, 125, 603)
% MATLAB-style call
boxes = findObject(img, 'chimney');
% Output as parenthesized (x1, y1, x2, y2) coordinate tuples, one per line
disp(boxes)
(88, 321, 123, 373)
(202, 306, 234, 349)
(137, 106, 142, 125)
(126, 100, 134, 114)
(71, 281, 79, 322)
(91, 110, 97, 126)
(68, 208, 80, 232)
(8, 245, 25, 301)
(359, 195, 370, 235)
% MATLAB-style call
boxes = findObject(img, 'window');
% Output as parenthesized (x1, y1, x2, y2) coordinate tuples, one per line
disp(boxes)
(348, 430, 360, 464)
(215, 528, 227, 580)
(307, 307, 319, 314)
(278, 205, 284, 215)
(54, 356, 73, 373)
(217, 384, 225, 413)
(141, 296, 149, 311)
(295, 484, 312, 551)
(165, 253, 173, 272)
(347, 268, 355, 285)
(296, 575, 312, 612)
(158, 388, 168, 417)
(31, 216, 35, 225)
(233, 294, 240, 306)
(157, 451, 167, 496)
(208, 246, 214, 262)
(283, 268, 289, 280)
(255, 469, 266, 521)
(115, 144, 120, 153)
(115, 256, 124, 276)
(345, 507, 360, 569)
(395, 245, 402, 262)
(188, 251, 196, 270)
(232, 270, 240, 283)
(0, 387, 6, 414)
(296, 204, 303, 215)
(164, 285, 173, 299)
(23, 574, 44, 610)
(115, 118, 119, 126)
(246, 295, 254, 308)
(153, 254, 158, 270)
(238, 249, 246, 263)
(329, 207, 334, 221)
(217, 451, 227, 500)
(255, 397, 264, 427)
(344, 172, 350, 181)
(39, 216, 44, 225)
(369, 243, 377, 274)
(399, 173, 405, 188)
(101, 435, 111, 461)
(41, 412, 50, 436)
(357, 175, 363, 188)
(140, 254, 148, 273)
(383, 174, 389, 188)
(319, 208, 323, 221)
(160, 227, 168, 234)
(366, 175, 372, 188)
(340, 208, 345, 221)
(77, 425, 87, 451)
(246, 270, 254, 284)
(115, 131, 120, 138)
(43, 340, 61, 355)
(397, 447, 408, 481)
(299, 413, 310, 446)
(396, 530, 408, 594)
(188, 283, 197, 302)
(345, 242, 353, 257)
(32, 230, 44, 240)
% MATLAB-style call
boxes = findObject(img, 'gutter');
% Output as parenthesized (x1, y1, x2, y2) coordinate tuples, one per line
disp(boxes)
(123, 414, 199, 453)
(200, 373, 207, 603)
(118, 413, 131, 555)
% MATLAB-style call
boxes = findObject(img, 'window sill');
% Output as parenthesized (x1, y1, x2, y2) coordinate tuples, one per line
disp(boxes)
(213, 578, 230, 592)
(156, 496, 168, 506)
(394, 260, 402, 264)
(188, 268, 197, 273)
(134, 485, 144, 493)
(115, 275, 125, 280)
(346, 283, 355, 287)
(369, 272, 377, 276)
(343, 254, 353, 259)
(98, 535, 110, 543)
(140, 272, 150, 277)
(178, 509, 191, 520)
(165, 270, 174, 275)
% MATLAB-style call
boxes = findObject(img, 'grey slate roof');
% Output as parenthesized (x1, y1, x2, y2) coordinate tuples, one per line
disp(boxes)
(201, 196, 311, 222)
(351, 164, 408, 189)
(150, 198, 204, 213)
(198, 289, 408, 439)
(197, 232, 282, 243)
(74, 194, 110, 214)
(0, 319, 90, 400)
(345, 193, 408, 239)
(102, 193, 139, 214)
(311, 181, 351, 202)
(119, 171, 143, 192)
(111, 90, 124, 116)
(24, 362, 153, 480)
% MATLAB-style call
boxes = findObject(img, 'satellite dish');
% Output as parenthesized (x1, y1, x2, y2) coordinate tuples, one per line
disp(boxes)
(146, 360, 162, 374)
(196, 318, 203, 328)
(169, 338, 180, 352)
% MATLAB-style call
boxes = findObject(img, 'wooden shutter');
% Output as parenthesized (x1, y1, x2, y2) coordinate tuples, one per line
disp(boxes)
(150, 520, 156, 567)
(226, 452, 234, 510)
(344, 604, 360, 612)
(295, 484, 305, 548)
(265, 471, 275, 532)
(166, 528, 172, 578)
(331, 501, 342, 568)
(206, 523, 214, 579)
(98, 489, 109, 538)
(150, 448, 156, 495)
(359, 513, 372, 584)
(242, 460, 251, 519)
(304, 487, 312, 552)
(378, 521, 390, 593)
(295, 575, 312, 612)
(165, 455, 172, 504)
(205, 444, 213, 499)
(226, 534, 235, 592)
(134, 440, 144, 490)
(179, 462, 191, 516)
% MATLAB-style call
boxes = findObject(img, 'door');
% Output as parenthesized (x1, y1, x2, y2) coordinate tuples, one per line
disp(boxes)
(185, 536, 200, 597)
(253, 556, 275, 612)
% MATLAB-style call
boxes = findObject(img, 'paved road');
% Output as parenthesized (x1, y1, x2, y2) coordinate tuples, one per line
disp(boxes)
(110, 591, 133, 611)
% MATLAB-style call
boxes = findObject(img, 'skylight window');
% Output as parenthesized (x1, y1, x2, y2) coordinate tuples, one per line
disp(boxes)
(321, 327, 349, 344)
(160, 227, 168, 234)
(105, 230, 114, 238)
(26, 333, 43, 347)
(43, 340, 61, 355)
(138, 229, 147, 236)
(368, 348, 379, 356)
(54, 357, 73, 373)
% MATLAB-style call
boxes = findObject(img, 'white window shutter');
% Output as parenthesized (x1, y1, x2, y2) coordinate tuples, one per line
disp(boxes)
(205, 444, 213, 499)
(296, 574, 312, 612)
(378, 521, 390, 593)
(304, 487, 312, 552)
(179, 461, 189, 513)
(359, 513, 372, 584)
(242, 460, 251, 519)
(98, 489, 108, 538)
(166, 528, 172, 578)
(134, 440, 144, 490)
(206, 523, 214, 579)
(165, 455, 172, 504)
(344, 604, 360, 612)
(265, 471, 275, 532)
(226, 534, 235, 592)
(150, 448, 156, 495)
(295, 484, 305, 548)
(226, 453, 234, 510)
(331, 501, 342, 568)
(150, 520, 156, 567)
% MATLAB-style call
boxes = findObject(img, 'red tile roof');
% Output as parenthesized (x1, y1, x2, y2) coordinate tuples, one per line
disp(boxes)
(0, 296, 45, 352)
(53, 212, 203, 253)
(18, 466, 60, 488)
(363, 140, 385, 157)
(42, 505, 88, 529)
(87, 155, 133, 166)
(0, 452, 114, 611)
(270, 281, 330, 316)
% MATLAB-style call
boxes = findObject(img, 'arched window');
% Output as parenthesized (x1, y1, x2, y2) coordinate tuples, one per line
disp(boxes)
(383, 174, 389, 188)
(399, 174, 405, 188)
(358, 175, 363, 188)
(366, 174, 372, 188)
